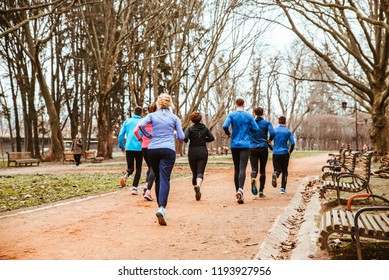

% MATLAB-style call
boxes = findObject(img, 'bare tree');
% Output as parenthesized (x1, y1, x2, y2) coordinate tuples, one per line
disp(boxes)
(0, 0, 270, 160)
(0, 1, 80, 160)
(269, 0, 389, 155)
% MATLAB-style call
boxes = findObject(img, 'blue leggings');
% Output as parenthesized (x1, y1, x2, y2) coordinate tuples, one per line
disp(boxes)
(148, 148, 176, 208)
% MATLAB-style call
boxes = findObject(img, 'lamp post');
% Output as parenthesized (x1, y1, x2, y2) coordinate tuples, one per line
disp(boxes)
(342, 101, 359, 150)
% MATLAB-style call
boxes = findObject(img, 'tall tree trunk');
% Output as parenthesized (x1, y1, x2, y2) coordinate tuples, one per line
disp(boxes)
(35, 52, 64, 160)
(28, 71, 41, 159)
(370, 100, 388, 156)
(97, 94, 109, 158)
(7, 55, 20, 152)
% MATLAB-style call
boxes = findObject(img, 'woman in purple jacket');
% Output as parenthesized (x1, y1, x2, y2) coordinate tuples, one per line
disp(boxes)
(138, 94, 185, 226)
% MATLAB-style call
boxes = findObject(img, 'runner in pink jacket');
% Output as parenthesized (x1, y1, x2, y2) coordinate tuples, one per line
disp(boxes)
(134, 103, 157, 201)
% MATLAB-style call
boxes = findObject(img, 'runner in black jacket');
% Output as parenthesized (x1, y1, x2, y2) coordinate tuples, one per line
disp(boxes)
(184, 112, 215, 201)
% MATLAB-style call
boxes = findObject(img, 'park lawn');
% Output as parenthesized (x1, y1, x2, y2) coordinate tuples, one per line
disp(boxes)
(0, 171, 191, 213)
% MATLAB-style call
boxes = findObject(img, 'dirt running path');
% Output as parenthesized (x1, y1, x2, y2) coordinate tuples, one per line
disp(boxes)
(0, 153, 328, 260)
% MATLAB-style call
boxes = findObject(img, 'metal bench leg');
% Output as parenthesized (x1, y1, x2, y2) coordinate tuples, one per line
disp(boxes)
(336, 188, 341, 205)
(355, 228, 363, 259)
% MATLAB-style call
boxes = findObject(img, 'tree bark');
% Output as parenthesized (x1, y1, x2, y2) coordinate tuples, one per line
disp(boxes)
(97, 94, 109, 158)
(370, 99, 388, 156)
(35, 51, 64, 161)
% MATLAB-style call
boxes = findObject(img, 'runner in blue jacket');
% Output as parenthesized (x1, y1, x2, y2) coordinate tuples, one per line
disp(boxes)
(118, 106, 143, 195)
(271, 116, 295, 194)
(249, 107, 275, 198)
(223, 97, 259, 204)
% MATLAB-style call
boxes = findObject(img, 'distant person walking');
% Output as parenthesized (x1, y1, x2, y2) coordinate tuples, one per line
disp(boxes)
(118, 106, 143, 195)
(184, 112, 215, 201)
(271, 116, 295, 194)
(223, 97, 259, 204)
(249, 107, 275, 198)
(71, 132, 83, 167)
(138, 93, 185, 226)
(134, 103, 157, 201)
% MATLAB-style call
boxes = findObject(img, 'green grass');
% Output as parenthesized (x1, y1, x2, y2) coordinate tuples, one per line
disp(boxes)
(289, 150, 327, 159)
(0, 171, 190, 212)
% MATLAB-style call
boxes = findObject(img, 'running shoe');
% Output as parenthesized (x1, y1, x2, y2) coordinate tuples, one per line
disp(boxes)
(131, 186, 138, 195)
(259, 191, 266, 198)
(120, 171, 128, 188)
(194, 186, 201, 201)
(143, 187, 147, 196)
(251, 178, 258, 195)
(272, 173, 277, 188)
(144, 190, 153, 201)
(236, 188, 244, 204)
(280, 188, 286, 194)
(156, 207, 167, 226)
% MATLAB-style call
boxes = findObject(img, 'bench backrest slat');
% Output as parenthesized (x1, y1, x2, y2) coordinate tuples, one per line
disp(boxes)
(7, 152, 33, 160)
(85, 150, 96, 159)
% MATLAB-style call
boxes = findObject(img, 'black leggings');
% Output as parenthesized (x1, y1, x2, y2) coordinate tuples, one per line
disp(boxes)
(74, 154, 81, 166)
(188, 146, 208, 186)
(125, 150, 143, 187)
(142, 148, 155, 190)
(249, 148, 269, 191)
(272, 153, 290, 189)
(231, 148, 250, 192)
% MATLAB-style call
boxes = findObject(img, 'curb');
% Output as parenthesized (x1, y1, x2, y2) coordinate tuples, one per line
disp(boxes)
(255, 176, 321, 260)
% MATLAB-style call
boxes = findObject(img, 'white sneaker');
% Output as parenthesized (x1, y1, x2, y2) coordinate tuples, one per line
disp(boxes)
(236, 188, 244, 204)
(144, 190, 153, 201)
(131, 186, 138, 195)
(156, 207, 167, 225)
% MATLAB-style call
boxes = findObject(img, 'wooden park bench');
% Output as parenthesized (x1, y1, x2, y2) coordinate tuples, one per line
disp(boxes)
(319, 193, 389, 259)
(321, 150, 359, 181)
(320, 151, 375, 205)
(63, 151, 75, 164)
(7, 151, 41, 167)
(84, 150, 104, 163)
(322, 148, 350, 171)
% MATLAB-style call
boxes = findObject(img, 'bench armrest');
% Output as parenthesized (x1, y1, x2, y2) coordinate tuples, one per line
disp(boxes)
(336, 172, 365, 184)
(347, 194, 389, 210)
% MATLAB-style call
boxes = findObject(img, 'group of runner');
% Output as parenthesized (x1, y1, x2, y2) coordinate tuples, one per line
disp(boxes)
(117, 95, 295, 226)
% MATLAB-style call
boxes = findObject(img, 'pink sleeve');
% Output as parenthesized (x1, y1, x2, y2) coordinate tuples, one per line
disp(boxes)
(134, 125, 142, 141)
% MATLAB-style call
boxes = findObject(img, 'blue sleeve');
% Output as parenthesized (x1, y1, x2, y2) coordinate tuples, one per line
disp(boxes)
(268, 123, 275, 141)
(289, 131, 296, 153)
(118, 121, 126, 149)
(222, 115, 231, 136)
(250, 117, 259, 131)
(289, 132, 296, 146)
(175, 117, 185, 140)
